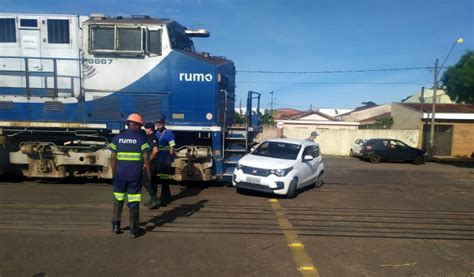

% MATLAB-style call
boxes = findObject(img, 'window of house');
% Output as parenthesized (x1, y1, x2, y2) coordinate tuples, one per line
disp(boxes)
(0, 18, 16, 43)
(47, 19, 70, 44)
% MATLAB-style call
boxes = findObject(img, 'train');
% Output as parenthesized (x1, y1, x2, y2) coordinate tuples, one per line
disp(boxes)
(0, 13, 262, 181)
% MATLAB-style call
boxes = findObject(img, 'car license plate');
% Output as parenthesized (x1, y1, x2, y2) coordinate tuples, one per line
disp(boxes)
(246, 176, 261, 184)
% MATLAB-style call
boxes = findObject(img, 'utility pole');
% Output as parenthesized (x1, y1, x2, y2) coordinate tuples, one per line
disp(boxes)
(419, 86, 425, 114)
(270, 91, 274, 114)
(429, 59, 439, 159)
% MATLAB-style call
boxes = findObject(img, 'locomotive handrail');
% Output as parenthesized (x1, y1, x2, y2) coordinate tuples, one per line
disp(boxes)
(0, 56, 83, 98)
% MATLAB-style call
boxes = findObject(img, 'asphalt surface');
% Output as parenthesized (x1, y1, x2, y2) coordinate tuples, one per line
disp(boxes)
(0, 157, 473, 276)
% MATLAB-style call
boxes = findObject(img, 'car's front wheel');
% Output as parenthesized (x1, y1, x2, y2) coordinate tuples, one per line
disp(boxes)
(286, 178, 298, 199)
(411, 155, 424, 165)
(369, 153, 381, 163)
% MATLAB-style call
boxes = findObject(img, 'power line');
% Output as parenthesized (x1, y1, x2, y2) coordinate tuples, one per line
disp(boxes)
(237, 66, 432, 74)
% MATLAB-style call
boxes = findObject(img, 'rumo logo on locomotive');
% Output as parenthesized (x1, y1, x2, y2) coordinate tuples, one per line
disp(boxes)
(179, 73, 213, 82)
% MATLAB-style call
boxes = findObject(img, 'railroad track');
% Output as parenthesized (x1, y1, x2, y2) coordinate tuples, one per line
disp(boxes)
(1, 201, 473, 240)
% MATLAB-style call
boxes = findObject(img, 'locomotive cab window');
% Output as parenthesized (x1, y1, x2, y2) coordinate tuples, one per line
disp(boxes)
(148, 29, 162, 55)
(91, 25, 114, 50)
(117, 27, 141, 51)
(90, 24, 161, 56)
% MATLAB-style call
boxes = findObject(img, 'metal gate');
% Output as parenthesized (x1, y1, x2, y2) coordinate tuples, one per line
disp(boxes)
(423, 124, 453, 156)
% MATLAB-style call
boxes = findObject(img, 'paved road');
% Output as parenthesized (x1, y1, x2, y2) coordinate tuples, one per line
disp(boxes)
(0, 158, 473, 276)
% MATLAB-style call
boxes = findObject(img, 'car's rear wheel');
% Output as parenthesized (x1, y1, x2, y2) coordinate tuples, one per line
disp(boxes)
(411, 155, 424, 165)
(287, 178, 298, 199)
(314, 172, 324, 188)
(369, 153, 381, 163)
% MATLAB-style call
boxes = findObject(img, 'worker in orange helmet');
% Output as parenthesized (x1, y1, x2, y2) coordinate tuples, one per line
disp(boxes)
(108, 113, 151, 238)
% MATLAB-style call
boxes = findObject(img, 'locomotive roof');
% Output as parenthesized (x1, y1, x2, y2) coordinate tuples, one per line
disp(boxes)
(84, 16, 172, 26)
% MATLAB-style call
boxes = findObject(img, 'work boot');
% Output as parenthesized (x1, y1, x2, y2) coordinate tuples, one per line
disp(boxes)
(147, 196, 161, 210)
(129, 205, 145, 239)
(112, 199, 124, 234)
(159, 184, 172, 206)
(111, 220, 123, 234)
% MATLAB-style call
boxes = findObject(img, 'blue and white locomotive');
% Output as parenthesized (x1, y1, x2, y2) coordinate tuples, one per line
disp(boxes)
(0, 13, 261, 181)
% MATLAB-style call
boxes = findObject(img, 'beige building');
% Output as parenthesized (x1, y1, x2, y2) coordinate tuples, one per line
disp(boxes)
(391, 103, 474, 157)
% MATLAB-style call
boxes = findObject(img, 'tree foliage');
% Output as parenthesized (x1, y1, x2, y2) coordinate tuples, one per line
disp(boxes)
(233, 112, 245, 125)
(360, 101, 378, 107)
(441, 51, 474, 104)
(261, 109, 275, 125)
(375, 116, 394, 129)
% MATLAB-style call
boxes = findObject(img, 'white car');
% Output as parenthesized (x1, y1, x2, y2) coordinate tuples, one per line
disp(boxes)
(350, 139, 367, 157)
(232, 138, 324, 198)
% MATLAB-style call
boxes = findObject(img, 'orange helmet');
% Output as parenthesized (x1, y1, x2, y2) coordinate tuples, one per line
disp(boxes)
(126, 113, 143, 125)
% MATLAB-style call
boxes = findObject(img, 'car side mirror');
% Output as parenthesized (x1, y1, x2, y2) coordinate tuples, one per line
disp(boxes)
(303, 155, 313, 162)
(250, 147, 256, 153)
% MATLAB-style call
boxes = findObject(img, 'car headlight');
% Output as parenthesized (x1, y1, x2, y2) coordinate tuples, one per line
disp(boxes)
(271, 167, 293, 177)
(236, 162, 243, 170)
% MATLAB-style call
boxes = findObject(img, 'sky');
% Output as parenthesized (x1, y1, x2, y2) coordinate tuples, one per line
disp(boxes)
(2, 0, 473, 110)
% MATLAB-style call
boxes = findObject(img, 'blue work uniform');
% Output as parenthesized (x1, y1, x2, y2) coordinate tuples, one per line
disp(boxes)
(155, 128, 175, 179)
(108, 129, 150, 207)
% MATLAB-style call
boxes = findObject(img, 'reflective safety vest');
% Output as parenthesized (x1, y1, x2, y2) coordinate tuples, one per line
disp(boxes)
(156, 129, 175, 165)
(108, 129, 150, 177)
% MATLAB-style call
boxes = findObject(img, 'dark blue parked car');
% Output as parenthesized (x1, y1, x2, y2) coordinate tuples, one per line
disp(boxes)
(360, 139, 426, 164)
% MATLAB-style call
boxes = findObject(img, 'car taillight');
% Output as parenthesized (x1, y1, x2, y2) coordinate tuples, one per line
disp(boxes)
(365, 145, 372, 150)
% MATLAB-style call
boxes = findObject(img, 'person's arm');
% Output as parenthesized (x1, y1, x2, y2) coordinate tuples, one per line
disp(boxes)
(169, 132, 176, 156)
(108, 140, 118, 177)
(110, 152, 117, 177)
(143, 152, 151, 178)
(150, 146, 158, 161)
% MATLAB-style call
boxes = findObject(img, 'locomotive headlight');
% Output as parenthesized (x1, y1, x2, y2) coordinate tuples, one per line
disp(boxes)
(206, 113, 213, 120)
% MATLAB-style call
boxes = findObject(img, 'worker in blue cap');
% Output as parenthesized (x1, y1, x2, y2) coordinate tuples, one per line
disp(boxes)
(154, 115, 175, 205)
(143, 122, 160, 209)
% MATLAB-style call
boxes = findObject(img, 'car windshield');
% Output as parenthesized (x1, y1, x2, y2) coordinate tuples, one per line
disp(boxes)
(252, 141, 301, 160)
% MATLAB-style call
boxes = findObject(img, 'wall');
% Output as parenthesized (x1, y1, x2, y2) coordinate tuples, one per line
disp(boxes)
(451, 123, 474, 157)
(256, 126, 419, 156)
(391, 103, 421, 129)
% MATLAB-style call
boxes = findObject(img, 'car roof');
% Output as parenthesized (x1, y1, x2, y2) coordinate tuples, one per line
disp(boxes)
(265, 138, 319, 147)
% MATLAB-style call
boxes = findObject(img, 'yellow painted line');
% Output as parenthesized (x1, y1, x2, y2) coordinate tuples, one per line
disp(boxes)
(269, 199, 320, 277)
(289, 242, 305, 248)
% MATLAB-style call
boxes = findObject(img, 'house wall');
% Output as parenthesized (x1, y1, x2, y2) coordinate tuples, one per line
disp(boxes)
(256, 126, 419, 156)
(391, 103, 421, 129)
(451, 123, 474, 157)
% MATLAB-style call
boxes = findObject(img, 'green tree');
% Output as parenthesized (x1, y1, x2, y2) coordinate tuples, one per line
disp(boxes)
(361, 101, 377, 107)
(441, 51, 474, 104)
(261, 109, 275, 125)
(375, 117, 394, 129)
(233, 111, 245, 125)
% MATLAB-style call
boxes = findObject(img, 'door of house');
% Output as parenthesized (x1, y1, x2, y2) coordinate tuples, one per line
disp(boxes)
(434, 125, 453, 156)
(422, 124, 453, 156)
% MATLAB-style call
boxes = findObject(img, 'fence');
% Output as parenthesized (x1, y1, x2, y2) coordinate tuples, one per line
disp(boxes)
(256, 125, 420, 156)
